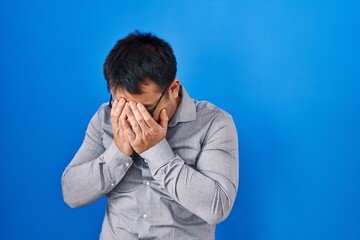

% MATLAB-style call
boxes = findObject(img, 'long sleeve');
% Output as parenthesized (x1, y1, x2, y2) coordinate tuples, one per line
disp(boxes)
(140, 113, 239, 225)
(61, 106, 133, 208)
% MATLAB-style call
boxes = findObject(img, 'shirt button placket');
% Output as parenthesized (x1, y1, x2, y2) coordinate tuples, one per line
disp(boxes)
(140, 180, 150, 232)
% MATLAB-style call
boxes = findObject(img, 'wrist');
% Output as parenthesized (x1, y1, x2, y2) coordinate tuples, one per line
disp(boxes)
(115, 142, 134, 157)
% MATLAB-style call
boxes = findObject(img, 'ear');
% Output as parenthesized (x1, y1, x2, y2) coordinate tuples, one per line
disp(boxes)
(169, 79, 181, 99)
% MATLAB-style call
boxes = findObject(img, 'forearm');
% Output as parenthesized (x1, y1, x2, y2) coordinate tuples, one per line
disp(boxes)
(141, 139, 238, 225)
(62, 142, 133, 208)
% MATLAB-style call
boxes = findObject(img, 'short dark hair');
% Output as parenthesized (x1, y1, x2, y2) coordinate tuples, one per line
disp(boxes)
(103, 30, 177, 94)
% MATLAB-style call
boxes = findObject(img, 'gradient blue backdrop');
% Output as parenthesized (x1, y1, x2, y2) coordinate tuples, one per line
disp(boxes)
(1, 1, 359, 239)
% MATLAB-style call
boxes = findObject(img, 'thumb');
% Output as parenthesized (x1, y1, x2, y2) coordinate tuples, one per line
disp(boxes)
(159, 108, 169, 129)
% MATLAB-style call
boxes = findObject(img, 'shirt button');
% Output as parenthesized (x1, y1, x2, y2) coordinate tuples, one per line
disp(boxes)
(111, 183, 115, 187)
(144, 159, 148, 164)
(125, 162, 130, 167)
(142, 213, 147, 218)
(145, 181, 150, 186)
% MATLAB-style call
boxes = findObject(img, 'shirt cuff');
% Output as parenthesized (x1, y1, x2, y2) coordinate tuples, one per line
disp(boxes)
(140, 138, 176, 170)
(99, 141, 133, 169)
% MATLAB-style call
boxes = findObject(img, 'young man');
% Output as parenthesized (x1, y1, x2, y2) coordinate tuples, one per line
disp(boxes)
(62, 31, 239, 239)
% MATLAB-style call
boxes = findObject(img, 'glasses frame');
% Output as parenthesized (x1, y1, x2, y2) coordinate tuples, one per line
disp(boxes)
(108, 84, 170, 117)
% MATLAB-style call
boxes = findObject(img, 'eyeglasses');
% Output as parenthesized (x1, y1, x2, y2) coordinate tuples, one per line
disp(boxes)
(108, 84, 169, 117)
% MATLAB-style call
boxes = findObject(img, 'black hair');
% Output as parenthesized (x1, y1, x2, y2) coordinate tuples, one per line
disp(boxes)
(103, 30, 177, 94)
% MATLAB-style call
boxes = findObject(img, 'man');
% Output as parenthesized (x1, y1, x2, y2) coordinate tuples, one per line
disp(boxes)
(62, 31, 239, 240)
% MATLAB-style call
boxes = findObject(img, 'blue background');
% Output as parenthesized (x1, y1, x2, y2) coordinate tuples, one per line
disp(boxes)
(1, 1, 359, 239)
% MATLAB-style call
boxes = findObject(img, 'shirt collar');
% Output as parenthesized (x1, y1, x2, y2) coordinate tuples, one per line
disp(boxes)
(168, 86, 196, 127)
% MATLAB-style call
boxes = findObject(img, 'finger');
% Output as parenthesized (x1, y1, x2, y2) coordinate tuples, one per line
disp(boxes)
(110, 99, 119, 123)
(112, 98, 118, 111)
(121, 119, 136, 142)
(136, 103, 157, 128)
(125, 102, 142, 135)
(111, 100, 120, 126)
(118, 102, 128, 129)
(129, 101, 149, 130)
(111, 98, 126, 125)
(159, 108, 169, 129)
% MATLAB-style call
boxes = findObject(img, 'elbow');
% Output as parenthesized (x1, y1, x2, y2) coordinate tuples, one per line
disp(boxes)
(200, 198, 233, 225)
(61, 176, 101, 208)
(61, 173, 102, 208)
(64, 199, 78, 209)
(62, 186, 84, 208)
(203, 210, 230, 225)
(63, 194, 84, 209)
(62, 190, 100, 209)
(202, 187, 235, 225)
(61, 176, 86, 209)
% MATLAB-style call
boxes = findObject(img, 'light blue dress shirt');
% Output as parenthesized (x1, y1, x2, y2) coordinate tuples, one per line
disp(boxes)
(62, 87, 239, 239)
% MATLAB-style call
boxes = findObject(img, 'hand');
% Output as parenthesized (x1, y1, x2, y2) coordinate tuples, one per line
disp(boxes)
(122, 101, 169, 154)
(110, 98, 134, 156)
